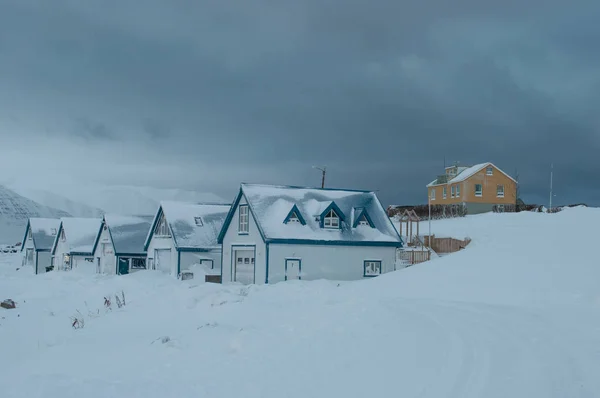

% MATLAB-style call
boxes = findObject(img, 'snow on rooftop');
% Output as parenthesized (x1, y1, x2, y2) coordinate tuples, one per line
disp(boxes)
(60, 217, 102, 254)
(447, 163, 490, 183)
(159, 201, 230, 249)
(104, 214, 153, 255)
(28, 218, 60, 251)
(241, 184, 401, 243)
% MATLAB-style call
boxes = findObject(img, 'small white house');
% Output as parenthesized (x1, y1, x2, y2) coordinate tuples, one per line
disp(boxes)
(144, 202, 231, 278)
(51, 217, 103, 271)
(218, 184, 404, 285)
(92, 214, 153, 275)
(20, 218, 60, 274)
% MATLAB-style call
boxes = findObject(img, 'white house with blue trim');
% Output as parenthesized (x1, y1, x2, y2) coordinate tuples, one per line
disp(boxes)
(20, 218, 60, 274)
(218, 184, 404, 285)
(92, 214, 153, 275)
(144, 202, 231, 278)
(51, 217, 103, 271)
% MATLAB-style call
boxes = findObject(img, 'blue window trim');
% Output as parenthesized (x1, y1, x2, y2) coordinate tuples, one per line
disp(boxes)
(319, 201, 345, 229)
(230, 244, 257, 284)
(238, 204, 250, 235)
(352, 207, 375, 228)
(363, 260, 382, 277)
(284, 258, 302, 281)
(283, 204, 306, 225)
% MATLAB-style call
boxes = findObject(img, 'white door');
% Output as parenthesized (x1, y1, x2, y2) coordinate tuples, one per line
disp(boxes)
(234, 249, 255, 284)
(25, 249, 34, 266)
(286, 259, 301, 280)
(155, 249, 171, 274)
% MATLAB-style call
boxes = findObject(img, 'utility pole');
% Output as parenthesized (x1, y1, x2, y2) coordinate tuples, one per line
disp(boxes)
(313, 166, 326, 188)
(549, 163, 553, 212)
(428, 189, 432, 246)
(514, 168, 519, 212)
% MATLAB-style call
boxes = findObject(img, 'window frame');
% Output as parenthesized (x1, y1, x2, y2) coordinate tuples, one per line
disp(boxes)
(60, 228, 66, 242)
(486, 166, 493, 176)
(430, 188, 436, 201)
(194, 217, 203, 227)
(496, 184, 505, 198)
(451, 185, 455, 198)
(323, 209, 340, 229)
(456, 184, 461, 198)
(238, 205, 249, 234)
(443, 186, 447, 199)
(363, 260, 382, 277)
(155, 214, 171, 237)
(475, 184, 483, 197)
(287, 212, 300, 224)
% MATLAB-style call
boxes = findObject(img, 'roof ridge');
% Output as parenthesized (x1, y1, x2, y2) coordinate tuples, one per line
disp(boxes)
(241, 182, 375, 194)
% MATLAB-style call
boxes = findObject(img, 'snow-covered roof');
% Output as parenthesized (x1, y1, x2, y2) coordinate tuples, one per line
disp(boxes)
(22, 218, 60, 251)
(145, 202, 231, 250)
(427, 163, 516, 187)
(102, 214, 154, 255)
(221, 184, 402, 245)
(54, 217, 102, 254)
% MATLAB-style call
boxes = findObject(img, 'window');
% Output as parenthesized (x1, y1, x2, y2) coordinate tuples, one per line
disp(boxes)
(27, 229, 32, 240)
(155, 214, 170, 237)
(443, 186, 447, 199)
(194, 217, 203, 226)
(85, 258, 94, 263)
(364, 260, 382, 277)
(486, 167, 493, 176)
(323, 209, 340, 229)
(497, 185, 505, 198)
(60, 228, 66, 242)
(456, 185, 461, 197)
(239, 205, 249, 233)
(430, 188, 436, 200)
(475, 184, 483, 197)
(451, 185, 455, 198)
(287, 212, 300, 223)
(358, 215, 370, 226)
(131, 258, 146, 269)
(51, 228, 57, 236)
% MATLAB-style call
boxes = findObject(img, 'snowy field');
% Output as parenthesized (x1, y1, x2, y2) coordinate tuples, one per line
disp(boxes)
(2, 207, 600, 397)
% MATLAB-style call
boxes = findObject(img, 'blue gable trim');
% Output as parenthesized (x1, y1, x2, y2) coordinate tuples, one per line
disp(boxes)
(283, 204, 306, 225)
(20, 220, 31, 252)
(266, 238, 402, 247)
(144, 206, 163, 251)
(176, 247, 215, 253)
(319, 201, 345, 229)
(51, 222, 63, 255)
(115, 252, 147, 257)
(217, 187, 267, 244)
(70, 251, 94, 256)
(352, 208, 375, 228)
(91, 217, 109, 256)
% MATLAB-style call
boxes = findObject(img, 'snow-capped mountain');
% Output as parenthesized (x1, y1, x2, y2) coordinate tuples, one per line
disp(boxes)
(6, 187, 104, 218)
(0, 185, 71, 244)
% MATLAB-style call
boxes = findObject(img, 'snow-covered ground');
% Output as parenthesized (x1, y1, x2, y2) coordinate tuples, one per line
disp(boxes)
(2, 208, 600, 397)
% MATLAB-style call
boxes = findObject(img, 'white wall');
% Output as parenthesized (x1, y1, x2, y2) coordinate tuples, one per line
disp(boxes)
(221, 195, 267, 284)
(53, 236, 70, 271)
(146, 234, 178, 277)
(267, 244, 398, 284)
(36, 251, 52, 274)
(93, 225, 116, 275)
(21, 235, 34, 268)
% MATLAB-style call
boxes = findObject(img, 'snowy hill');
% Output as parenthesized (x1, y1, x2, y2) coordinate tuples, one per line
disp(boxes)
(0, 185, 70, 244)
(1, 208, 599, 397)
(6, 186, 104, 218)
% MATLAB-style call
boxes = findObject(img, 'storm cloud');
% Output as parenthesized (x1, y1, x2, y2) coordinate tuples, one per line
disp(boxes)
(1, 0, 598, 206)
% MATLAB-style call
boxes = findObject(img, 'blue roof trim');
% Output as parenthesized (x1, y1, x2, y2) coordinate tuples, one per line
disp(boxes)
(352, 207, 375, 228)
(70, 251, 94, 256)
(91, 216, 107, 255)
(144, 206, 178, 249)
(217, 187, 267, 244)
(176, 247, 216, 253)
(372, 193, 404, 246)
(114, 252, 147, 257)
(217, 188, 243, 244)
(266, 238, 402, 247)
(283, 204, 306, 225)
(51, 222, 63, 255)
(319, 201, 345, 229)
(20, 220, 31, 252)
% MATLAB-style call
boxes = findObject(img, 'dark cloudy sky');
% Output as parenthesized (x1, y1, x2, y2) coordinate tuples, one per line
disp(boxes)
(1, 0, 598, 207)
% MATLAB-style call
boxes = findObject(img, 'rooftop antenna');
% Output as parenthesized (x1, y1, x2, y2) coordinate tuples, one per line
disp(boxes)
(312, 166, 326, 189)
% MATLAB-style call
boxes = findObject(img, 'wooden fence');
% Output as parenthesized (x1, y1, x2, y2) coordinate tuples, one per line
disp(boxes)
(398, 250, 431, 266)
(423, 235, 471, 254)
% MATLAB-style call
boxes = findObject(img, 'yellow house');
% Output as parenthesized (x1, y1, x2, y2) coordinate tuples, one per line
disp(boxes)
(426, 162, 517, 214)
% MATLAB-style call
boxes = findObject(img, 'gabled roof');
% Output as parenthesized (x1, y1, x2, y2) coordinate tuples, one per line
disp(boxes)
(352, 207, 375, 228)
(94, 214, 153, 256)
(427, 162, 516, 187)
(144, 202, 231, 250)
(218, 184, 402, 246)
(52, 217, 103, 255)
(21, 218, 60, 252)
